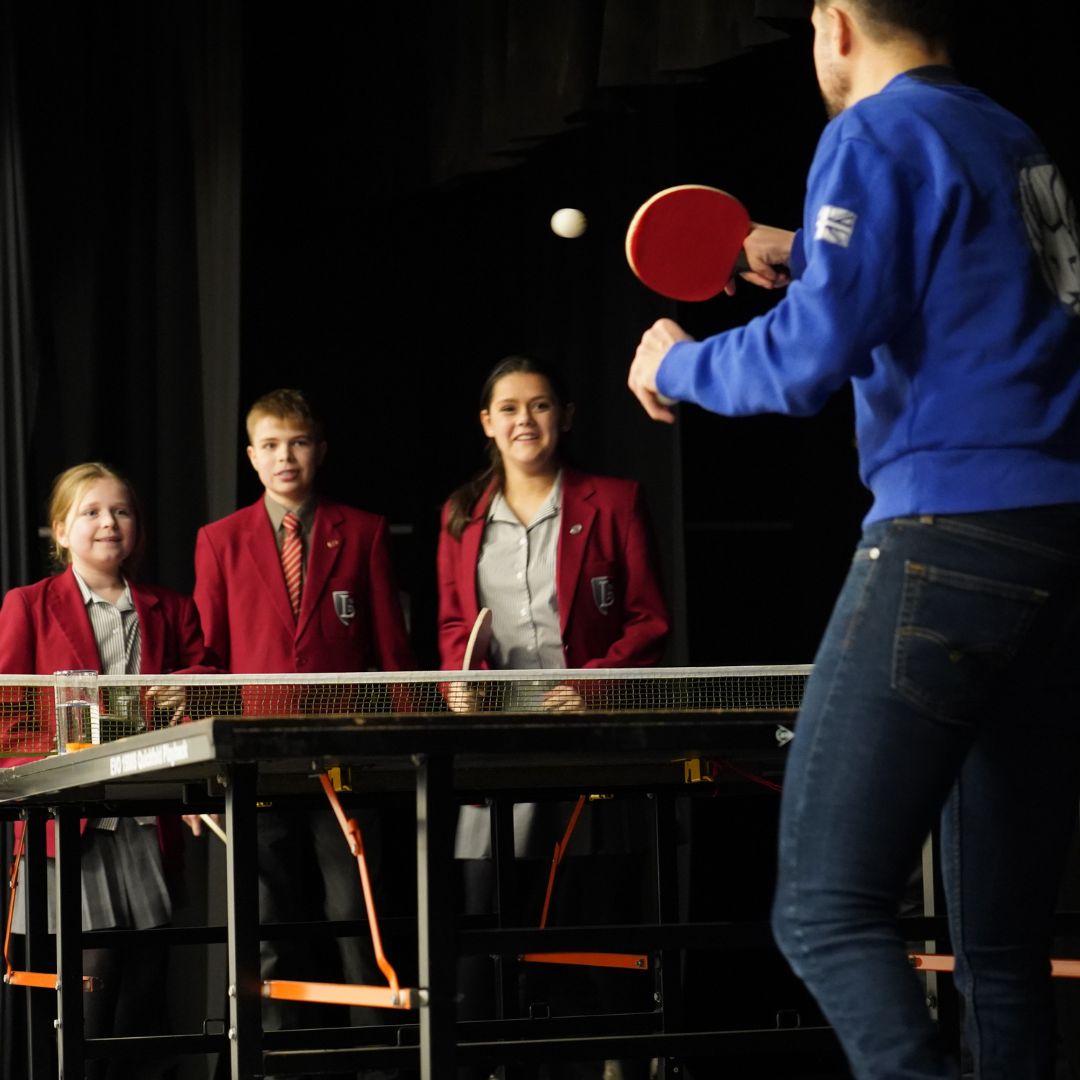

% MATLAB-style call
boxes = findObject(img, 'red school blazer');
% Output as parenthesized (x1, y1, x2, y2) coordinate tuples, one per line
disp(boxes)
(437, 468, 669, 670)
(0, 566, 218, 855)
(193, 497, 414, 675)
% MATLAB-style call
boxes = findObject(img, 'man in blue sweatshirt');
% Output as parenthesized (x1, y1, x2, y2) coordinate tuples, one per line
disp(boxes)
(629, 1, 1080, 1076)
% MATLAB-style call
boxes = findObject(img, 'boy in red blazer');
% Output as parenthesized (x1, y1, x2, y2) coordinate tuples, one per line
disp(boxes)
(193, 393, 413, 676)
(193, 389, 414, 1047)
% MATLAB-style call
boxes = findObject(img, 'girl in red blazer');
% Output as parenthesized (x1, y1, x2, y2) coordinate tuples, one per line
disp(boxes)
(437, 355, 669, 678)
(437, 356, 668, 1080)
(0, 462, 215, 1078)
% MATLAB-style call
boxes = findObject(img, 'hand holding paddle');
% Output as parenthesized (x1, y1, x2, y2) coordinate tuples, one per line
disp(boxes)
(626, 184, 751, 302)
(625, 184, 795, 421)
(448, 608, 493, 713)
(626, 184, 791, 299)
(738, 224, 796, 290)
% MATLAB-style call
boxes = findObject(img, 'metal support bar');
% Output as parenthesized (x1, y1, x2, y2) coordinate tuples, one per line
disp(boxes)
(54, 809, 83, 1079)
(654, 792, 682, 1080)
(224, 763, 262, 1079)
(416, 753, 455, 1078)
(23, 810, 53, 1078)
(491, 794, 518, 1022)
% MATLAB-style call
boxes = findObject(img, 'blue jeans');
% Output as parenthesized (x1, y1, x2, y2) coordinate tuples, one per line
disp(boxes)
(772, 507, 1080, 1079)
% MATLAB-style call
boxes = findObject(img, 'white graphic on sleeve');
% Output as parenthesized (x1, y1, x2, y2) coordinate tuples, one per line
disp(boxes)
(1019, 161, 1080, 317)
(814, 205, 858, 247)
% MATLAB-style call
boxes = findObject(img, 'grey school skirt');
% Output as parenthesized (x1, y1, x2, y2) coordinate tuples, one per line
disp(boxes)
(12, 817, 172, 934)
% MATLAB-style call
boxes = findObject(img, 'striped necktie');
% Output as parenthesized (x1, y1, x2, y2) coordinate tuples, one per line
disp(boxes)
(281, 512, 303, 618)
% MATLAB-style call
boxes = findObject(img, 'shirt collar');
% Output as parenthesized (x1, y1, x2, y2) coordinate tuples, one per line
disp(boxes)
(487, 470, 562, 526)
(888, 65, 961, 91)
(71, 568, 134, 611)
(264, 494, 316, 533)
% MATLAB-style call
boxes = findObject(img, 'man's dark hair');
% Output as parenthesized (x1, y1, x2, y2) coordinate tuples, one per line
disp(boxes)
(818, 0, 956, 47)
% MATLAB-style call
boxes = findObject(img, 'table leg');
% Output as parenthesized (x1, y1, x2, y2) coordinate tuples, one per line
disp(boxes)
(225, 763, 262, 1080)
(654, 792, 683, 1080)
(54, 808, 83, 1080)
(23, 810, 52, 1078)
(416, 753, 456, 1079)
(491, 795, 519, 1021)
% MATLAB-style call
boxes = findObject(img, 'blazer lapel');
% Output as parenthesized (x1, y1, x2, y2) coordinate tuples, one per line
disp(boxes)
(243, 500, 298, 635)
(132, 586, 164, 673)
(297, 501, 343, 637)
(556, 469, 597, 635)
(461, 484, 496, 620)
(48, 569, 100, 668)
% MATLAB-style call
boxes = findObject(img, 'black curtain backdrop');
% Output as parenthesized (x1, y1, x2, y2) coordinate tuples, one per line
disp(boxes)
(3, 0, 1076, 630)
(0, 2, 38, 1068)
(9, 0, 1075, 653)
(0, 0, 37, 598)
(12, 0, 198, 584)
(6, 0, 244, 594)
(3, 1, 1080, 1075)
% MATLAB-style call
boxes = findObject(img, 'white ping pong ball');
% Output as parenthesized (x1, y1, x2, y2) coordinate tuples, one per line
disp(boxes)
(550, 207, 587, 239)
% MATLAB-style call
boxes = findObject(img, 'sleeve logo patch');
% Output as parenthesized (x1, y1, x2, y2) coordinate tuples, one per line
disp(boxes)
(1019, 160, 1080, 316)
(814, 205, 857, 247)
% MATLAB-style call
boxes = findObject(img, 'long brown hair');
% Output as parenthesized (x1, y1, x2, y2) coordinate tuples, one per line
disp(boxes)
(445, 355, 572, 539)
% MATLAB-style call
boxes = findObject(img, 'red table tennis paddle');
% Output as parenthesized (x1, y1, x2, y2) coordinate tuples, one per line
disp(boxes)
(626, 184, 752, 302)
(463, 608, 493, 671)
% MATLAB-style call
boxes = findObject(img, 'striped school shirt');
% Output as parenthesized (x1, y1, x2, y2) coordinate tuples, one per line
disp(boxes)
(476, 472, 564, 670)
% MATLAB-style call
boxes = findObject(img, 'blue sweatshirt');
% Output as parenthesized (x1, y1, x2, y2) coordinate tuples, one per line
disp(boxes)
(657, 68, 1080, 524)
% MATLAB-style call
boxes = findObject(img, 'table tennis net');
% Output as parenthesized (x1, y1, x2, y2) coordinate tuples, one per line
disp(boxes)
(0, 666, 809, 757)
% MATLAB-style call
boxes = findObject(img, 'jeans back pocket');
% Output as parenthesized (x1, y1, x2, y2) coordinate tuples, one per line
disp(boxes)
(892, 560, 1048, 726)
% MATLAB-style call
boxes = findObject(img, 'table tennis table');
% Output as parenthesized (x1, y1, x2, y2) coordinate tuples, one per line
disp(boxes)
(1, 667, 859, 1078)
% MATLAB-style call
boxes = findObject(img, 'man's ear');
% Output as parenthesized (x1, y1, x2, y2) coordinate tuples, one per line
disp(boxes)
(829, 2, 857, 57)
(246, 445, 257, 470)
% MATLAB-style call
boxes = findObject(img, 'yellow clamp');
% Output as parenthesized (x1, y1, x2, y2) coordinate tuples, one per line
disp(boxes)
(682, 758, 714, 785)
(327, 766, 352, 793)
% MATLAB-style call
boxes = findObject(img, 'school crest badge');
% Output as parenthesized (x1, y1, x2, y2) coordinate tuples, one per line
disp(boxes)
(333, 591, 356, 625)
(591, 576, 614, 615)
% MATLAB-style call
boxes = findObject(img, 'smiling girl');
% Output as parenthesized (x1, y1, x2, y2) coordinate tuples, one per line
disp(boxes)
(437, 356, 669, 1079)
(438, 355, 669, 676)
(0, 462, 216, 1078)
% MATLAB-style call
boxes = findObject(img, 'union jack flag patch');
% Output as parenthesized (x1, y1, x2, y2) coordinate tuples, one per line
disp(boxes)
(814, 204, 857, 247)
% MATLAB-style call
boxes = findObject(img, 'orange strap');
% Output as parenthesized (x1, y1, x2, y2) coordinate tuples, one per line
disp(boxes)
(318, 772, 402, 997)
(538, 795, 587, 930)
(528, 795, 648, 973)
(4, 821, 94, 992)
(910, 953, 1080, 979)
(259, 778, 416, 1010)
(520, 951, 649, 971)
(3, 822, 27, 980)
(263, 978, 417, 1009)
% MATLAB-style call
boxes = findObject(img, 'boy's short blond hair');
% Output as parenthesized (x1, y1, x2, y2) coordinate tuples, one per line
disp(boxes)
(245, 389, 324, 444)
